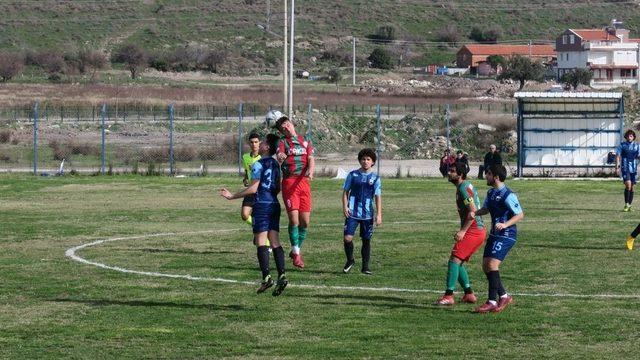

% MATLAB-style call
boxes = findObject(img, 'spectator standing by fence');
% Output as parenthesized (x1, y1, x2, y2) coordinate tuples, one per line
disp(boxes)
(439, 149, 456, 177)
(479, 144, 502, 179)
(455, 150, 470, 175)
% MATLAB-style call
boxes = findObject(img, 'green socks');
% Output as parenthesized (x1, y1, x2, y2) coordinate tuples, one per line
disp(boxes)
(457, 264, 471, 290)
(298, 227, 307, 248)
(288, 225, 299, 247)
(446, 260, 460, 291)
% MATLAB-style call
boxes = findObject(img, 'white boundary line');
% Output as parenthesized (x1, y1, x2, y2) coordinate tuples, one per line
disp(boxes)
(65, 228, 640, 300)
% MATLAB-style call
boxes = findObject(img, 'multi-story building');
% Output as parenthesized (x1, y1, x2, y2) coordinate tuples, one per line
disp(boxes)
(556, 20, 640, 89)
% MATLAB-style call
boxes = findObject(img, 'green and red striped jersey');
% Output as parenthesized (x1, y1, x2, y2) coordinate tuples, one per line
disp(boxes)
(277, 135, 314, 178)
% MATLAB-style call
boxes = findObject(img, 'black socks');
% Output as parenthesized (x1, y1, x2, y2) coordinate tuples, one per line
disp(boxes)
(257, 246, 270, 278)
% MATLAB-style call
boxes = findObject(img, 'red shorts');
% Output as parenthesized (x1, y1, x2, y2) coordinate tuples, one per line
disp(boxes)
(282, 176, 312, 212)
(451, 225, 486, 262)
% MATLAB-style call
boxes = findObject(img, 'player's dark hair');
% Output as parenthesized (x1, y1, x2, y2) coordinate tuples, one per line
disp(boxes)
(451, 161, 467, 179)
(488, 164, 507, 182)
(248, 132, 261, 141)
(275, 116, 291, 132)
(624, 129, 636, 140)
(265, 133, 279, 156)
(358, 148, 377, 164)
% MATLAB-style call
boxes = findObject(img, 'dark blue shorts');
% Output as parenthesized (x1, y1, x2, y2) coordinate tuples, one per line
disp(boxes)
(344, 217, 374, 240)
(252, 202, 281, 233)
(483, 234, 516, 261)
(622, 172, 637, 184)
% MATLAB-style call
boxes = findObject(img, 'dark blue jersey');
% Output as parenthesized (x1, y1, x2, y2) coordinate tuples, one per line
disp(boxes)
(483, 184, 522, 239)
(616, 141, 640, 174)
(343, 169, 381, 220)
(251, 157, 280, 204)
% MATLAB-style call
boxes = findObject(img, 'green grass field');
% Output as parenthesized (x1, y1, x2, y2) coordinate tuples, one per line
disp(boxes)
(2, 174, 640, 358)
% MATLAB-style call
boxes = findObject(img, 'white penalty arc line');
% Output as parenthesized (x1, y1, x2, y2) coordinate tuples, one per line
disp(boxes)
(65, 228, 640, 300)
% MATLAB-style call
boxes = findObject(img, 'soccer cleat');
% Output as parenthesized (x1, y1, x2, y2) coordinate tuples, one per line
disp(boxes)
(493, 295, 514, 312)
(627, 235, 635, 250)
(289, 252, 304, 269)
(343, 259, 355, 273)
(272, 274, 288, 296)
(624, 204, 631, 212)
(473, 301, 498, 313)
(460, 292, 478, 304)
(434, 294, 455, 306)
(361, 267, 372, 275)
(256, 275, 273, 294)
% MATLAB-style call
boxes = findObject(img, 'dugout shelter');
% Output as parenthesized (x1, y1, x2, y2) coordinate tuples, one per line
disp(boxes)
(514, 92, 624, 177)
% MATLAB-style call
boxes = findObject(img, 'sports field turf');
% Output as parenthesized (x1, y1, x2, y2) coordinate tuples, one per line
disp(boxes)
(1, 174, 639, 358)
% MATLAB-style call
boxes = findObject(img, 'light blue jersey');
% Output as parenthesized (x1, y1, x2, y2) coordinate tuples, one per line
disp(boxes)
(343, 170, 381, 220)
(483, 184, 522, 240)
(616, 141, 640, 175)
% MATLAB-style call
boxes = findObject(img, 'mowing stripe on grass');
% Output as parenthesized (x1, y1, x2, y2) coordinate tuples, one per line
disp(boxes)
(65, 228, 640, 300)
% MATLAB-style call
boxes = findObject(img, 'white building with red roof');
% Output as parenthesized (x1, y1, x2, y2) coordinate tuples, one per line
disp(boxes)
(556, 20, 640, 89)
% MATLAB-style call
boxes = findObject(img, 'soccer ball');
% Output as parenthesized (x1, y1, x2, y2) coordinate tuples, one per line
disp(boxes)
(265, 109, 284, 127)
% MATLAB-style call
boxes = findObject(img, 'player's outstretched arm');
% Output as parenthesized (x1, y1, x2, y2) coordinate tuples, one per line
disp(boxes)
(475, 207, 489, 216)
(219, 181, 259, 200)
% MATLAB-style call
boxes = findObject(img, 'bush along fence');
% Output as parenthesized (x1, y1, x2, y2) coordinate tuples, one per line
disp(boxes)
(0, 101, 516, 177)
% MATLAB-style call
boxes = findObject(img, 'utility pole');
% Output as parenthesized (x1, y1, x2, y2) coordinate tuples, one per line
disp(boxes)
(352, 36, 356, 86)
(528, 40, 532, 57)
(288, 0, 295, 118)
(283, 0, 288, 112)
(266, 0, 271, 32)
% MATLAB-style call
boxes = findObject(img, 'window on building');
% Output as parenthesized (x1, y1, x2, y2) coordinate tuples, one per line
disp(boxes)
(570, 35, 575, 44)
(562, 35, 568, 44)
(621, 69, 632, 77)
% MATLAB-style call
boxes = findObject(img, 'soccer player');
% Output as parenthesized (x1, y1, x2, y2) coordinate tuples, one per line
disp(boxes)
(274, 115, 315, 269)
(616, 129, 640, 212)
(435, 162, 485, 305)
(473, 164, 524, 313)
(241, 133, 261, 227)
(626, 223, 640, 250)
(220, 134, 288, 296)
(342, 148, 382, 275)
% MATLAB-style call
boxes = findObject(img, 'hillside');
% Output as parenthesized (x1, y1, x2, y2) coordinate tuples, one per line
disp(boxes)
(1, 0, 640, 70)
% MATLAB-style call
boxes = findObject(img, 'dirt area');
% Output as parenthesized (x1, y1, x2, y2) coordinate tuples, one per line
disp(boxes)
(357, 76, 555, 99)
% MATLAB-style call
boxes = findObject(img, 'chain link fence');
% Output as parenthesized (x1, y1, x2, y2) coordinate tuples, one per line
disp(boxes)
(0, 101, 517, 177)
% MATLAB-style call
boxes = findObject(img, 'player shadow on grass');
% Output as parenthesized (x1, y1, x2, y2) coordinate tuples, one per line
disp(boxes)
(287, 293, 433, 310)
(523, 243, 622, 251)
(49, 298, 246, 311)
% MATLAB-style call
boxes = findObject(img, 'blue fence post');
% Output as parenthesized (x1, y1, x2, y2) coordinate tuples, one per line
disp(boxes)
(33, 102, 39, 176)
(238, 102, 244, 175)
(169, 104, 175, 176)
(306, 103, 312, 141)
(101, 104, 107, 175)
(376, 104, 381, 175)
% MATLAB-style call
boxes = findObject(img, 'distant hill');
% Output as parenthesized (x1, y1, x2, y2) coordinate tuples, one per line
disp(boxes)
(1, 0, 640, 70)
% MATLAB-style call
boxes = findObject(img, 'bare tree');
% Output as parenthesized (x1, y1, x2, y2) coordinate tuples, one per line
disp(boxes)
(113, 44, 148, 79)
(436, 24, 461, 46)
(79, 50, 108, 82)
(199, 49, 228, 73)
(0, 53, 24, 82)
(34, 51, 66, 81)
(327, 67, 342, 91)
